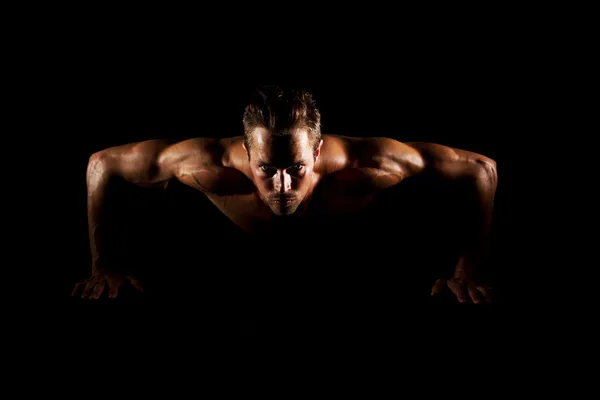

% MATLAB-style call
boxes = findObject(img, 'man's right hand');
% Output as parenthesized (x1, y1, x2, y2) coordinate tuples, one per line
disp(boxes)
(71, 268, 144, 300)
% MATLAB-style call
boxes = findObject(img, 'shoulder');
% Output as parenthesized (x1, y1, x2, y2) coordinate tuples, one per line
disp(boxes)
(159, 136, 247, 171)
(319, 135, 425, 178)
(402, 142, 498, 187)
(161, 137, 226, 160)
(166, 136, 254, 195)
(405, 142, 497, 173)
(319, 136, 497, 180)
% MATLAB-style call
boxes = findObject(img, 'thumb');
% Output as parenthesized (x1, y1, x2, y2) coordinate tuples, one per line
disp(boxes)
(107, 277, 120, 298)
(127, 276, 144, 292)
(431, 279, 445, 296)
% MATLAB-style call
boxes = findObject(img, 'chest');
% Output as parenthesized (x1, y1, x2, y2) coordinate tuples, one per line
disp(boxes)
(204, 184, 379, 234)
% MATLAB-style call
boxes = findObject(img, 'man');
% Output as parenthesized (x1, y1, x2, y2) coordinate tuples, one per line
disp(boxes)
(72, 85, 497, 307)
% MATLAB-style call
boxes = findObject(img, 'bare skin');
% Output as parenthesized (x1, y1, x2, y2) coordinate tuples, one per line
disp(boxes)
(72, 130, 498, 303)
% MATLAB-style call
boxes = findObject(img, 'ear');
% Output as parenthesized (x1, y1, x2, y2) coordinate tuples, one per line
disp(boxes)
(242, 141, 249, 156)
(315, 139, 324, 159)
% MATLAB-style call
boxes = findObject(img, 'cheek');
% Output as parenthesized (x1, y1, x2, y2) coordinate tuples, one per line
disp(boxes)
(259, 180, 279, 196)
(296, 175, 312, 190)
(256, 181, 271, 193)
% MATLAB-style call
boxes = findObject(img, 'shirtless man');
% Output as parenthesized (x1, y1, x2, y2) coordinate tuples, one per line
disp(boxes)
(72, 86, 497, 304)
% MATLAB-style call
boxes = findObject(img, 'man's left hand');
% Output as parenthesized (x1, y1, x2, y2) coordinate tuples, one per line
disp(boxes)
(431, 277, 492, 304)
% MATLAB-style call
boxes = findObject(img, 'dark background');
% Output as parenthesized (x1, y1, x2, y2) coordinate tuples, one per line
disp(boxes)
(22, 24, 518, 340)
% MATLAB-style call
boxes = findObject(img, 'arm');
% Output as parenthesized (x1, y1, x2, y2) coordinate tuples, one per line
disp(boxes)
(75, 137, 248, 300)
(85, 139, 179, 273)
(345, 137, 497, 265)
(74, 139, 196, 299)
(406, 142, 498, 302)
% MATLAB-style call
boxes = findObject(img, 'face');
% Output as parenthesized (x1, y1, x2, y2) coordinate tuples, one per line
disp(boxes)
(246, 128, 322, 216)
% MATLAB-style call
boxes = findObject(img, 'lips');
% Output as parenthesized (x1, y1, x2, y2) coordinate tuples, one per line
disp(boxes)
(273, 198, 294, 205)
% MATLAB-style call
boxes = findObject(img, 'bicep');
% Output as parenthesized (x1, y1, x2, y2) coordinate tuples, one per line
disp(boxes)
(407, 142, 497, 184)
(94, 139, 178, 189)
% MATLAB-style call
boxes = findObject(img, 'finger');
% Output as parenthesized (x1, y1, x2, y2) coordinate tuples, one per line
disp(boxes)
(127, 276, 144, 292)
(468, 285, 481, 304)
(476, 286, 493, 303)
(89, 280, 106, 300)
(476, 285, 490, 297)
(431, 279, 445, 296)
(71, 281, 86, 297)
(107, 278, 120, 299)
(447, 280, 467, 303)
(81, 279, 97, 299)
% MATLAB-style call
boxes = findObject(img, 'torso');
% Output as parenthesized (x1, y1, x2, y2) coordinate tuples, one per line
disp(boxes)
(149, 135, 471, 309)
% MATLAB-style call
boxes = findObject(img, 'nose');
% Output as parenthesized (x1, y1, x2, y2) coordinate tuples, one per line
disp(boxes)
(273, 170, 292, 194)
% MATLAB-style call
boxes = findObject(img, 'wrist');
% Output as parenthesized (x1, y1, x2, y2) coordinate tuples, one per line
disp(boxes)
(454, 253, 486, 280)
(91, 258, 109, 273)
(454, 255, 475, 277)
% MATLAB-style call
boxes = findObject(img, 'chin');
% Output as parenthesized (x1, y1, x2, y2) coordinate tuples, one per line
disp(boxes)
(270, 202, 299, 216)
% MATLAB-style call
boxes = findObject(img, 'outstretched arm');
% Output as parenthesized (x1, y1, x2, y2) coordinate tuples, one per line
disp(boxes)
(74, 137, 247, 300)
(74, 139, 188, 299)
(85, 140, 178, 272)
(407, 141, 498, 303)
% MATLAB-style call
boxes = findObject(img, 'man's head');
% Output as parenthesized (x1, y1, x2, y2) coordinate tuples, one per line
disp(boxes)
(242, 86, 323, 216)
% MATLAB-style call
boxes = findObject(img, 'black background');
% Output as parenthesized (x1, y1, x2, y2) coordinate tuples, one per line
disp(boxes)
(20, 19, 519, 341)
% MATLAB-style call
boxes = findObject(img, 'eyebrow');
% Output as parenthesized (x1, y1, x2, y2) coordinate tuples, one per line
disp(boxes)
(259, 160, 305, 167)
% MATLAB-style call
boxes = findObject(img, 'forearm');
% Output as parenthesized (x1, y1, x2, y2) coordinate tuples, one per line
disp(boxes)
(454, 165, 497, 278)
(86, 153, 114, 271)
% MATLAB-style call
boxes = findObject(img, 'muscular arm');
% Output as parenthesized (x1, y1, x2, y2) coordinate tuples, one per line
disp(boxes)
(366, 138, 498, 300)
(406, 142, 498, 266)
(86, 137, 249, 272)
(75, 137, 250, 300)
(326, 136, 498, 262)
(403, 142, 498, 304)
(86, 139, 179, 271)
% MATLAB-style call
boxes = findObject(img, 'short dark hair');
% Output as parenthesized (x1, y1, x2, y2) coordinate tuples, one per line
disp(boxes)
(242, 85, 321, 160)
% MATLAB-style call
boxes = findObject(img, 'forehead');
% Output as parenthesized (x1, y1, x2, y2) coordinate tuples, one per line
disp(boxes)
(251, 128, 312, 161)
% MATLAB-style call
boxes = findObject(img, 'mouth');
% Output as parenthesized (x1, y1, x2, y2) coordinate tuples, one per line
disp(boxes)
(273, 198, 295, 206)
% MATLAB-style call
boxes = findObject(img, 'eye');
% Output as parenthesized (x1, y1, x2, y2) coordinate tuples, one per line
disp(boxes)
(260, 165, 269, 172)
(294, 164, 304, 170)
